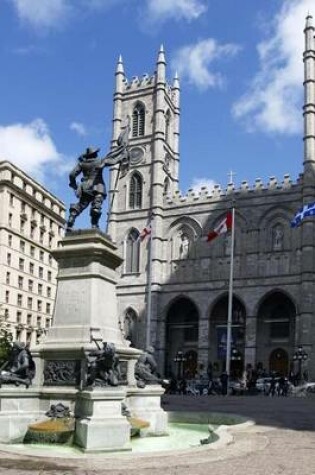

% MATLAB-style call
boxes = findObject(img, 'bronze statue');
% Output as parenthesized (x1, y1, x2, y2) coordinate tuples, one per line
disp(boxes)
(0, 341, 35, 388)
(135, 346, 167, 388)
(66, 121, 130, 231)
(84, 342, 121, 387)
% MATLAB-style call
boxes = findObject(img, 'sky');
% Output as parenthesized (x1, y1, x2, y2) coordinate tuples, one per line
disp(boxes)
(0, 0, 314, 226)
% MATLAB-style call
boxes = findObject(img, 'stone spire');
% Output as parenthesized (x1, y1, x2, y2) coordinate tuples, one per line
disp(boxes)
(156, 44, 166, 83)
(115, 54, 125, 93)
(303, 13, 315, 175)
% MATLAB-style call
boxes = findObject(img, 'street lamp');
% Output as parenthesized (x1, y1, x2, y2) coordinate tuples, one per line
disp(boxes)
(174, 351, 186, 380)
(293, 346, 308, 384)
(231, 348, 242, 361)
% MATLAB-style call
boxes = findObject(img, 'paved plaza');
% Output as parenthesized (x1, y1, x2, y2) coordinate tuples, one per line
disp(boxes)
(0, 394, 314, 475)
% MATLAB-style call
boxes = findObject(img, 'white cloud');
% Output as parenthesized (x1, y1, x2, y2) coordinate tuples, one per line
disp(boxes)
(172, 39, 241, 90)
(70, 121, 87, 137)
(232, 0, 314, 135)
(145, 0, 207, 23)
(0, 119, 63, 178)
(189, 177, 216, 193)
(10, 0, 72, 29)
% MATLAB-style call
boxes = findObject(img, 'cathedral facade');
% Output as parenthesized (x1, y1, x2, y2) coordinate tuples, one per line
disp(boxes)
(107, 16, 315, 380)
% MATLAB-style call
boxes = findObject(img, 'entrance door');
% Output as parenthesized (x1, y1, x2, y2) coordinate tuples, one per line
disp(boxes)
(269, 348, 288, 376)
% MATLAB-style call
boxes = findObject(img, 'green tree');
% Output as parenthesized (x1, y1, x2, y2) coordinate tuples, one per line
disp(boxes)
(0, 305, 13, 366)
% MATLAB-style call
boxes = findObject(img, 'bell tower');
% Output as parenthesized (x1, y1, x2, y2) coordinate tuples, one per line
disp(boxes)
(107, 47, 180, 242)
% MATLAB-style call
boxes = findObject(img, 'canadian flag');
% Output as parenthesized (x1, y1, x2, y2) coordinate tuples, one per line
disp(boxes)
(139, 222, 152, 241)
(206, 212, 232, 242)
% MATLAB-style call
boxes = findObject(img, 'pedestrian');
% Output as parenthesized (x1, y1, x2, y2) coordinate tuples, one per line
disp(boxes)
(220, 371, 228, 395)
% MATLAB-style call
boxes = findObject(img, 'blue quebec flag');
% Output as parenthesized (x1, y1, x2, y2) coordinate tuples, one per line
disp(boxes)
(291, 202, 315, 228)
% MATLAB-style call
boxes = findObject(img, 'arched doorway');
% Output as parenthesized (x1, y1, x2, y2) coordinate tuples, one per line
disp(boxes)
(256, 291, 296, 376)
(269, 348, 289, 376)
(165, 297, 199, 378)
(209, 295, 246, 378)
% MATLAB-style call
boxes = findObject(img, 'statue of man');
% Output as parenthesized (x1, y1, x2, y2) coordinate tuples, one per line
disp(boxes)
(0, 342, 35, 388)
(66, 122, 130, 231)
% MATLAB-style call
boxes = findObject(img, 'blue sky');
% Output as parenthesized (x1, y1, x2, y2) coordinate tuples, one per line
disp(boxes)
(0, 0, 314, 225)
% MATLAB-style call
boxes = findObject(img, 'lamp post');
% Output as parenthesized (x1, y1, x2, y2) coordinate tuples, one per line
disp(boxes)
(174, 351, 186, 380)
(293, 346, 308, 384)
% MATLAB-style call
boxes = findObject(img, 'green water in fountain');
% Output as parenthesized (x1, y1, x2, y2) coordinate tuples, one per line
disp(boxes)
(1, 423, 217, 457)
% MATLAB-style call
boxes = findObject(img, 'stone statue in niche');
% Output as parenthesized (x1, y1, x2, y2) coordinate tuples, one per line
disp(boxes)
(179, 233, 190, 259)
(272, 226, 284, 251)
(224, 234, 232, 256)
(0, 341, 35, 388)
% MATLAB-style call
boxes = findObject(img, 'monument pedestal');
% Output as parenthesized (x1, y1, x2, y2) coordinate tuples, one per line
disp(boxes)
(75, 388, 131, 452)
(127, 385, 168, 435)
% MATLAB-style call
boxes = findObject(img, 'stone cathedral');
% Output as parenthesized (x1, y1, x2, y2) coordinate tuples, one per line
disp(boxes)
(107, 16, 315, 380)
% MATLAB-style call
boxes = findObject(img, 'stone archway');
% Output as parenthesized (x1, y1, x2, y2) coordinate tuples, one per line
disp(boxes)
(209, 295, 246, 378)
(164, 297, 199, 378)
(256, 291, 296, 376)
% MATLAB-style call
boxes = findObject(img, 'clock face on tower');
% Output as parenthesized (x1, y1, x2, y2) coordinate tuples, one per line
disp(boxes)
(129, 147, 144, 165)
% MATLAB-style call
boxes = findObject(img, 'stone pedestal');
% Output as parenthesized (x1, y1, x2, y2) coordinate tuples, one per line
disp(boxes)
(0, 388, 41, 443)
(127, 385, 168, 436)
(75, 388, 131, 452)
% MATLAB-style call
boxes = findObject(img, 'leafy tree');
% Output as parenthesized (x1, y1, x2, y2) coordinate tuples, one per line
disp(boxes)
(0, 306, 13, 366)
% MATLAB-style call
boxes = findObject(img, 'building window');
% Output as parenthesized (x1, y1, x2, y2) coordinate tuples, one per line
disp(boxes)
(47, 286, 51, 298)
(27, 297, 33, 310)
(16, 311, 22, 323)
(37, 316, 41, 327)
(23, 181, 27, 191)
(28, 280, 33, 292)
(45, 318, 50, 328)
(8, 234, 12, 247)
(16, 329, 22, 341)
(48, 254, 53, 265)
(46, 303, 51, 314)
(37, 300, 42, 312)
(40, 214, 44, 225)
(48, 235, 53, 248)
(9, 193, 14, 206)
(39, 250, 44, 262)
(4, 309, 9, 319)
(7, 253, 11, 266)
(17, 294, 23, 307)
(132, 103, 145, 137)
(21, 201, 26, 213)
(39, 267, 43, 279)
(5, 291, 10, 303)
(20, 219, 25, 233)
(31, 208, 36, 219)
(125, 229, 140, 273)
(26, 331, 32, 344)
(129, 173, 143, 209)
(38, 283, 43, 295)
(29, 262, 34, 274)
(47, 271, 52, 282)
(20, 240, 26, 253)
(19, 258, 25, 271)
(8, 213, 13, 227)
(30, 246, 35, 258)
(6, 272, 10, 285)
(40, 230, 44, 244)
(18, 276, 23, 289)
(27, 314, 32, 325)
(30, 224, 35, 239)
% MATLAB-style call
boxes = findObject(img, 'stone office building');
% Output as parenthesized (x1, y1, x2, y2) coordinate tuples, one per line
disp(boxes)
(107, 16, 315, 380)
(0, 161, 66, 346)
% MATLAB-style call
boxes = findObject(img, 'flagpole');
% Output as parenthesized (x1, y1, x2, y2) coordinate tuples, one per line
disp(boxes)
(225, 205, 235, 376)
(145, 225, 153, 349)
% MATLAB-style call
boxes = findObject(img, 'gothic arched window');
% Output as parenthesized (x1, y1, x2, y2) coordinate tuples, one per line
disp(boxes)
(165, 109, 171, 144)
(164, 177, 170, 195)
(129, 172, 143, 209)
(132, 103, 145, 137)
(126, 229, 140, 273)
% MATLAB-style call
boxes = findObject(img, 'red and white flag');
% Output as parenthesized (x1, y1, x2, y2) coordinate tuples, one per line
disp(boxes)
(206, 211, 232, 242)
(139, 222, 152, 241)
